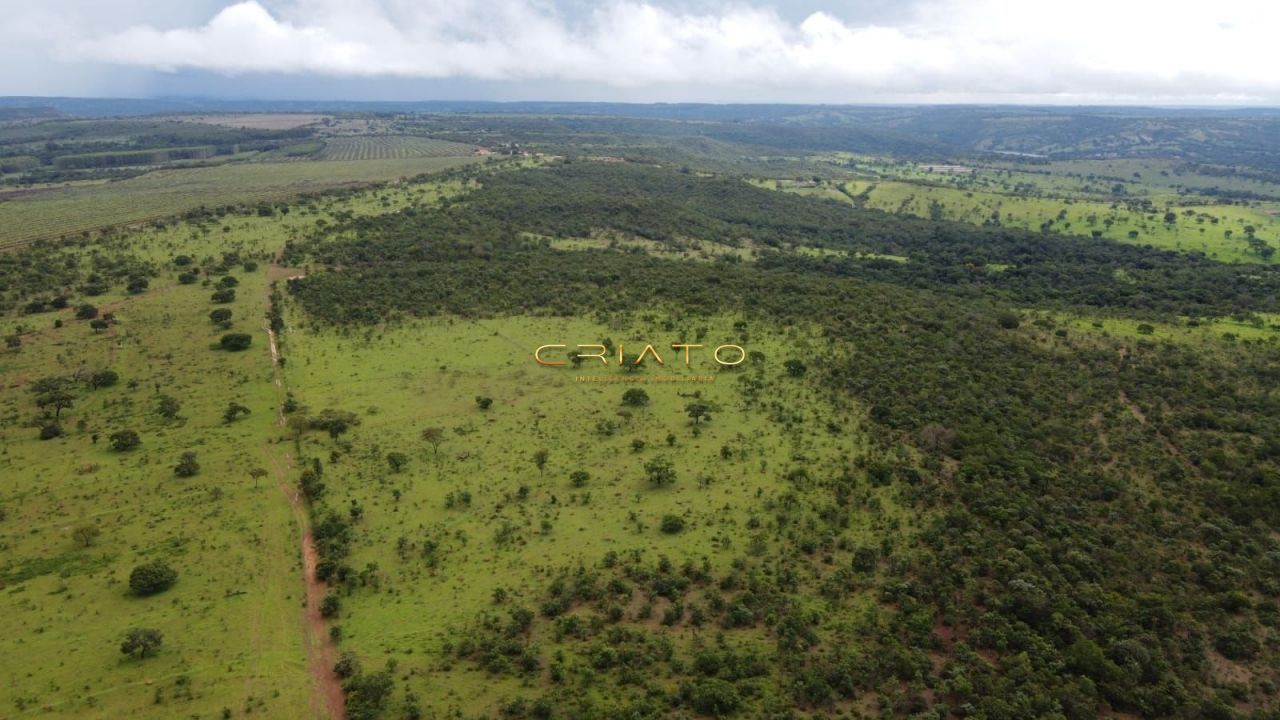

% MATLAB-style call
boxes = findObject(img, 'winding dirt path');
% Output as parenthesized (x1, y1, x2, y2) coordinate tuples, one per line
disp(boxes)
(264, 266, 346, 720)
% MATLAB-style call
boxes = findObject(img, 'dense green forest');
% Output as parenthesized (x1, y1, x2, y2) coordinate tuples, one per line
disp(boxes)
(289, 162, 1280, 319)
(282, 161, 1280, 719)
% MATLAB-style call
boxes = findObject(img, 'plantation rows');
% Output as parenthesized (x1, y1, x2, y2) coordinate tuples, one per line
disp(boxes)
(317, 135, 475, 161)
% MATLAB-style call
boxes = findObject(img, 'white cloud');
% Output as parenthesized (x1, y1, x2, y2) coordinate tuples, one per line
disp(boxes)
(52, 0, 1280, 103)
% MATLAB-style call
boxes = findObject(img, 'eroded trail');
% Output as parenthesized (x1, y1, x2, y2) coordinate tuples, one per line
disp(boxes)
(265, 265, 346, 720)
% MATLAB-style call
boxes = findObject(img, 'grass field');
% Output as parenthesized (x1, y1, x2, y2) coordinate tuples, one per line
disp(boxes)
(0, 170, 480, 719)
(0, 214, 305, 718)
(275, 308, 895, 717)
(0, 155, 483, 250)
(758, 177, 1280, 264)
(316, 136, 476, 161)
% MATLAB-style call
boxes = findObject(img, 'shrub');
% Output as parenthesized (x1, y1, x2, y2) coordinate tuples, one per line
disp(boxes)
(89, 369, 119, 388)
(689, 678, 741, 716)
(109, 429, 141, 451)
(660, 515, 685, 534)
(129, 560, 177, 596)
(622, 388, 650, 406)
(174, 451, 200, 478)
(321, 592, 341, 618)
(220, 333, 253, 351)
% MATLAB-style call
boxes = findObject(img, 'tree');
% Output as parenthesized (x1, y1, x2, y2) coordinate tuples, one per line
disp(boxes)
(37, 390, 75, 418)
(421, 427, 444, 456)
(685, 402, 711, 425)
(174, 451, 200, 478)
(570, 470, 589, 488)
(209, 308, 233, 327)
(321, 592, 341, 618)
(343, 671, 394, 720)
(533, 449, 549, 475)
(89, 318, 109, 333)
(211, 288, 236, 303)
(622, 388, 650, 407)
(475, 396, 493, 410)
(223, 402, 251, 423)
(4, 334, 18, 350)
(89, 369, 119, 389)
(690, 678, 741, 716)
(109, 429, 140, 451)
(386, 452, 408, 473)
(220, 333, 252, 351)
(39, 423, 63, 440)
(75, 304, 98, 320)
(120, 628, 163, 659)
(156, 394, 181, 420)
(997, 312, 1021, 329)
(129, 560, 177, 596)
(784, 359, 807, 377)
(72, 524, 101, 547)
(852, 547, 878, 572)
(645, 456, 677, 488)
(334, 651, 362, 679)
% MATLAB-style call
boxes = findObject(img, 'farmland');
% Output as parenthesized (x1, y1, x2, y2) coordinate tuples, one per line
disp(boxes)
(316, 136, 477, 161)
(0, 155, 482, 250)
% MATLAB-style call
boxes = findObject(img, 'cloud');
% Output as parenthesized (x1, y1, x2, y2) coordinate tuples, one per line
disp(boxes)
(60, 0, 1280, 103)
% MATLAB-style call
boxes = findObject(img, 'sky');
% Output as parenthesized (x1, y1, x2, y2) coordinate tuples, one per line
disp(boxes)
(2, 0, 1279, 105)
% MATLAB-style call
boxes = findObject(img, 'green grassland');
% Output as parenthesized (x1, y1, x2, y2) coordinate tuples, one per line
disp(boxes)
(0, 216, 302, 718)
(276, 309, 895, 717)
(763, 177, 1280, 264)
(1048, 311, 1280, 345)
(0, 155, 484, 250)
(0, 169, 481, 718)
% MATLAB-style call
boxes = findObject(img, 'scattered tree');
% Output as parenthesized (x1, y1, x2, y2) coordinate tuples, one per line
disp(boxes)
(72, 524, 101, 547)
(120, 628, 163, 659)
(174, 451, 200, 478)
(660, 514, 685, 534)
(220, 333, 252, 351)
(129, 560, 177, 596)
(109, 429, 141, 451)
(386, 452, 408, 473)
(156, 394, 182, 420)
(622, 388, 650, 407)
(223, 402, 251, 423)
(645, 456, 677, 488)
(89, 369, 119, 389)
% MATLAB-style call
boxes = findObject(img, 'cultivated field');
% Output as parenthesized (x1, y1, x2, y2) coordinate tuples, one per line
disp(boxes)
(168, 114, 333, 130)
(0, 155, 482, 250)
(316, 136, 477, 161)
